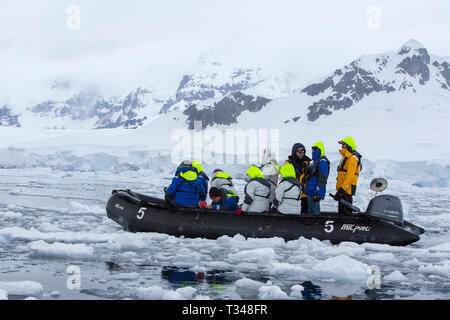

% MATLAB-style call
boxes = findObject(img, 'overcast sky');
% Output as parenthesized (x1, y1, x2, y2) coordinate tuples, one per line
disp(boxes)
(1, 0, 449, 98)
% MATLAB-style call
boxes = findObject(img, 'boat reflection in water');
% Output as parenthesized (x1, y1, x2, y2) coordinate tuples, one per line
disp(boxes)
(300, 281, 323, 300)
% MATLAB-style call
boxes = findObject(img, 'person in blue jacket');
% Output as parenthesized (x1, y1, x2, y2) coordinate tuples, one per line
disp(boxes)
(304, 142, 330, 215)
(192, 159, 209, 201)
(206, 187, 239, 211)
(165, 161, 205, 207)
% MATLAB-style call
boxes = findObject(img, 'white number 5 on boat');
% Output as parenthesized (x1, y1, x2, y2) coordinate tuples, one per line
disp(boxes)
(137, 207, 147, 220)
(324, 221, 334, 233)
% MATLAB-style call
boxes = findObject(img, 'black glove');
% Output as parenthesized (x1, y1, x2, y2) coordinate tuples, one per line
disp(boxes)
(273, 198, 280, 208)
(165, 192, 174, 203)
(313, 194, 321, 202)
(333, 188, 345, 201)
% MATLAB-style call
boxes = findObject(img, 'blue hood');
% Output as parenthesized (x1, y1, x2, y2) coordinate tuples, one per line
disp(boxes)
(312, 148, 321, 162)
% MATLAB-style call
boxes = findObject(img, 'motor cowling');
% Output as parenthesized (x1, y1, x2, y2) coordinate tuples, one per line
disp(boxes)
(366, 195, 403, 225)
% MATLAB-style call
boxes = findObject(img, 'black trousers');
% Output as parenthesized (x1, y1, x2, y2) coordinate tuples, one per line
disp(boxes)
(301, 197, 308, 214)
(338, 193, 353, 215)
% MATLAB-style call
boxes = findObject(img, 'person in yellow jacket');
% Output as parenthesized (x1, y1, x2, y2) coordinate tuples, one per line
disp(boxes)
(333, 136, 362, 215)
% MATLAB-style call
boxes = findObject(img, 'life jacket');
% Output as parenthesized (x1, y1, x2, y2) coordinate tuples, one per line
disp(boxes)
(286, 155, 311, 197)
(279, 177, 302, 201)
(337, 150, 362, 175)
(211, 171, 233, 187)
(224, 188, 240, 203)
(336, 149, 362, 196)
(174, 167, 198, 192)
(244, 177, 272, 200)
(309, 156, 331, 179)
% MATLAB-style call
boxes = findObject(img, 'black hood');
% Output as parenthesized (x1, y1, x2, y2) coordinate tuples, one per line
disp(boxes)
(291, 143, 306, 157)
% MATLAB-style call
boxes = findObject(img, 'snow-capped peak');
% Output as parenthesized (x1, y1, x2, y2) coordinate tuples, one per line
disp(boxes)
(160, 52, 294, 114)
(400, 39, 425, 51)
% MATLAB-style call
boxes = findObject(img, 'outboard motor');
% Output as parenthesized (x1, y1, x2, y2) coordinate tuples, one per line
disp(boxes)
(365, 178, 404, 225)
(366, 195, 404, 225)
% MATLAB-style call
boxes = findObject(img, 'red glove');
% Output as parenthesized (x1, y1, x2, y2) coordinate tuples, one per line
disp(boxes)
(236, 209, 244, 215)
(198, 201, 208, 208)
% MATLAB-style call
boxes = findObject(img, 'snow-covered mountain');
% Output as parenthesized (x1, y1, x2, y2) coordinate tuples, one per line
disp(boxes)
(1, 39, 449, 161)
(160, 53, 294, 114)
(299, 39, 449, 122)
(0, 106, 20, 127)
(7, 52, 294, 130)
(162, 39, 450, 133)
(24, 88, 163, 130)
(183, 91, 272, 130)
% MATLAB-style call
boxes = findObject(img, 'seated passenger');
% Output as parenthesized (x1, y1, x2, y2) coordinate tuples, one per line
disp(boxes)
(241, 166, 271, 213)
(260, 147, 280, 202)
(165, 161, 205, 207)
(210, 169, 236, 194)
(206, 187, 239, 211)
(192, 159, 209, 201)
(274, 162, 302, 214)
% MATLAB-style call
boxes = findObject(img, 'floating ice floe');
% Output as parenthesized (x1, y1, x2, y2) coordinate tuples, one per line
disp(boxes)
(235, 277, 266, 291)
(368, 252, 398, 263)
(384, 271, 407, 282)
(28, 240, 95, 259)
(257, 284, 290, 300)
(69, 201, 105, 216)
(0, 281, 44, 297)
(418, 260, 450, 277)
(108, 234, 149, 252)
(311, 255, 370, 283)
(228, 247, 278, 264)
(136, 285, 197, 300)
(37, 222, 64, 233)
(110, 272, 140, 281)
(269, 262, 309, 279)
(311, 241, 365, 258)
(289, 284, 305, 298)
(49, 291, 60, 298)
(428, 242, 450, 252)
(0, 211, 23, 219)
(0, 227, 114, 244)
(0, 289, 7, 300)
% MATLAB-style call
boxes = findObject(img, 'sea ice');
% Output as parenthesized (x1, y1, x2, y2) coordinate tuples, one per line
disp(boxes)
(311, 255, 370, 283)
(384, 271, 407, 282)
(257, 284, 289, 300)
(0, 289, 7, 300)
(108, 234, 148, 252)
(289, 284, 305, 298)
(0, 281, 44, 297)
(136, 285, 197, 300)
(28, 240, 95, 259)
(235, 277, 266, 291)
(228, 247, 278, 264)
(368, 252, 398, 263)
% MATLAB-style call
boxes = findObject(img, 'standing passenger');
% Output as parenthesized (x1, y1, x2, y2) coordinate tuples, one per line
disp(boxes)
(333, 137, 362, 215)
(304, 142, 330, 215)
(285, 143, 311, 214)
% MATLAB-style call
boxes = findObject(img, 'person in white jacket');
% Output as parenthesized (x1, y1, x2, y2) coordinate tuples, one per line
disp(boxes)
(209, 169, 236, 194)
(260, 148, 279, 202)
(241, 166, 272, 213)
(274, 162, 302, 215)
